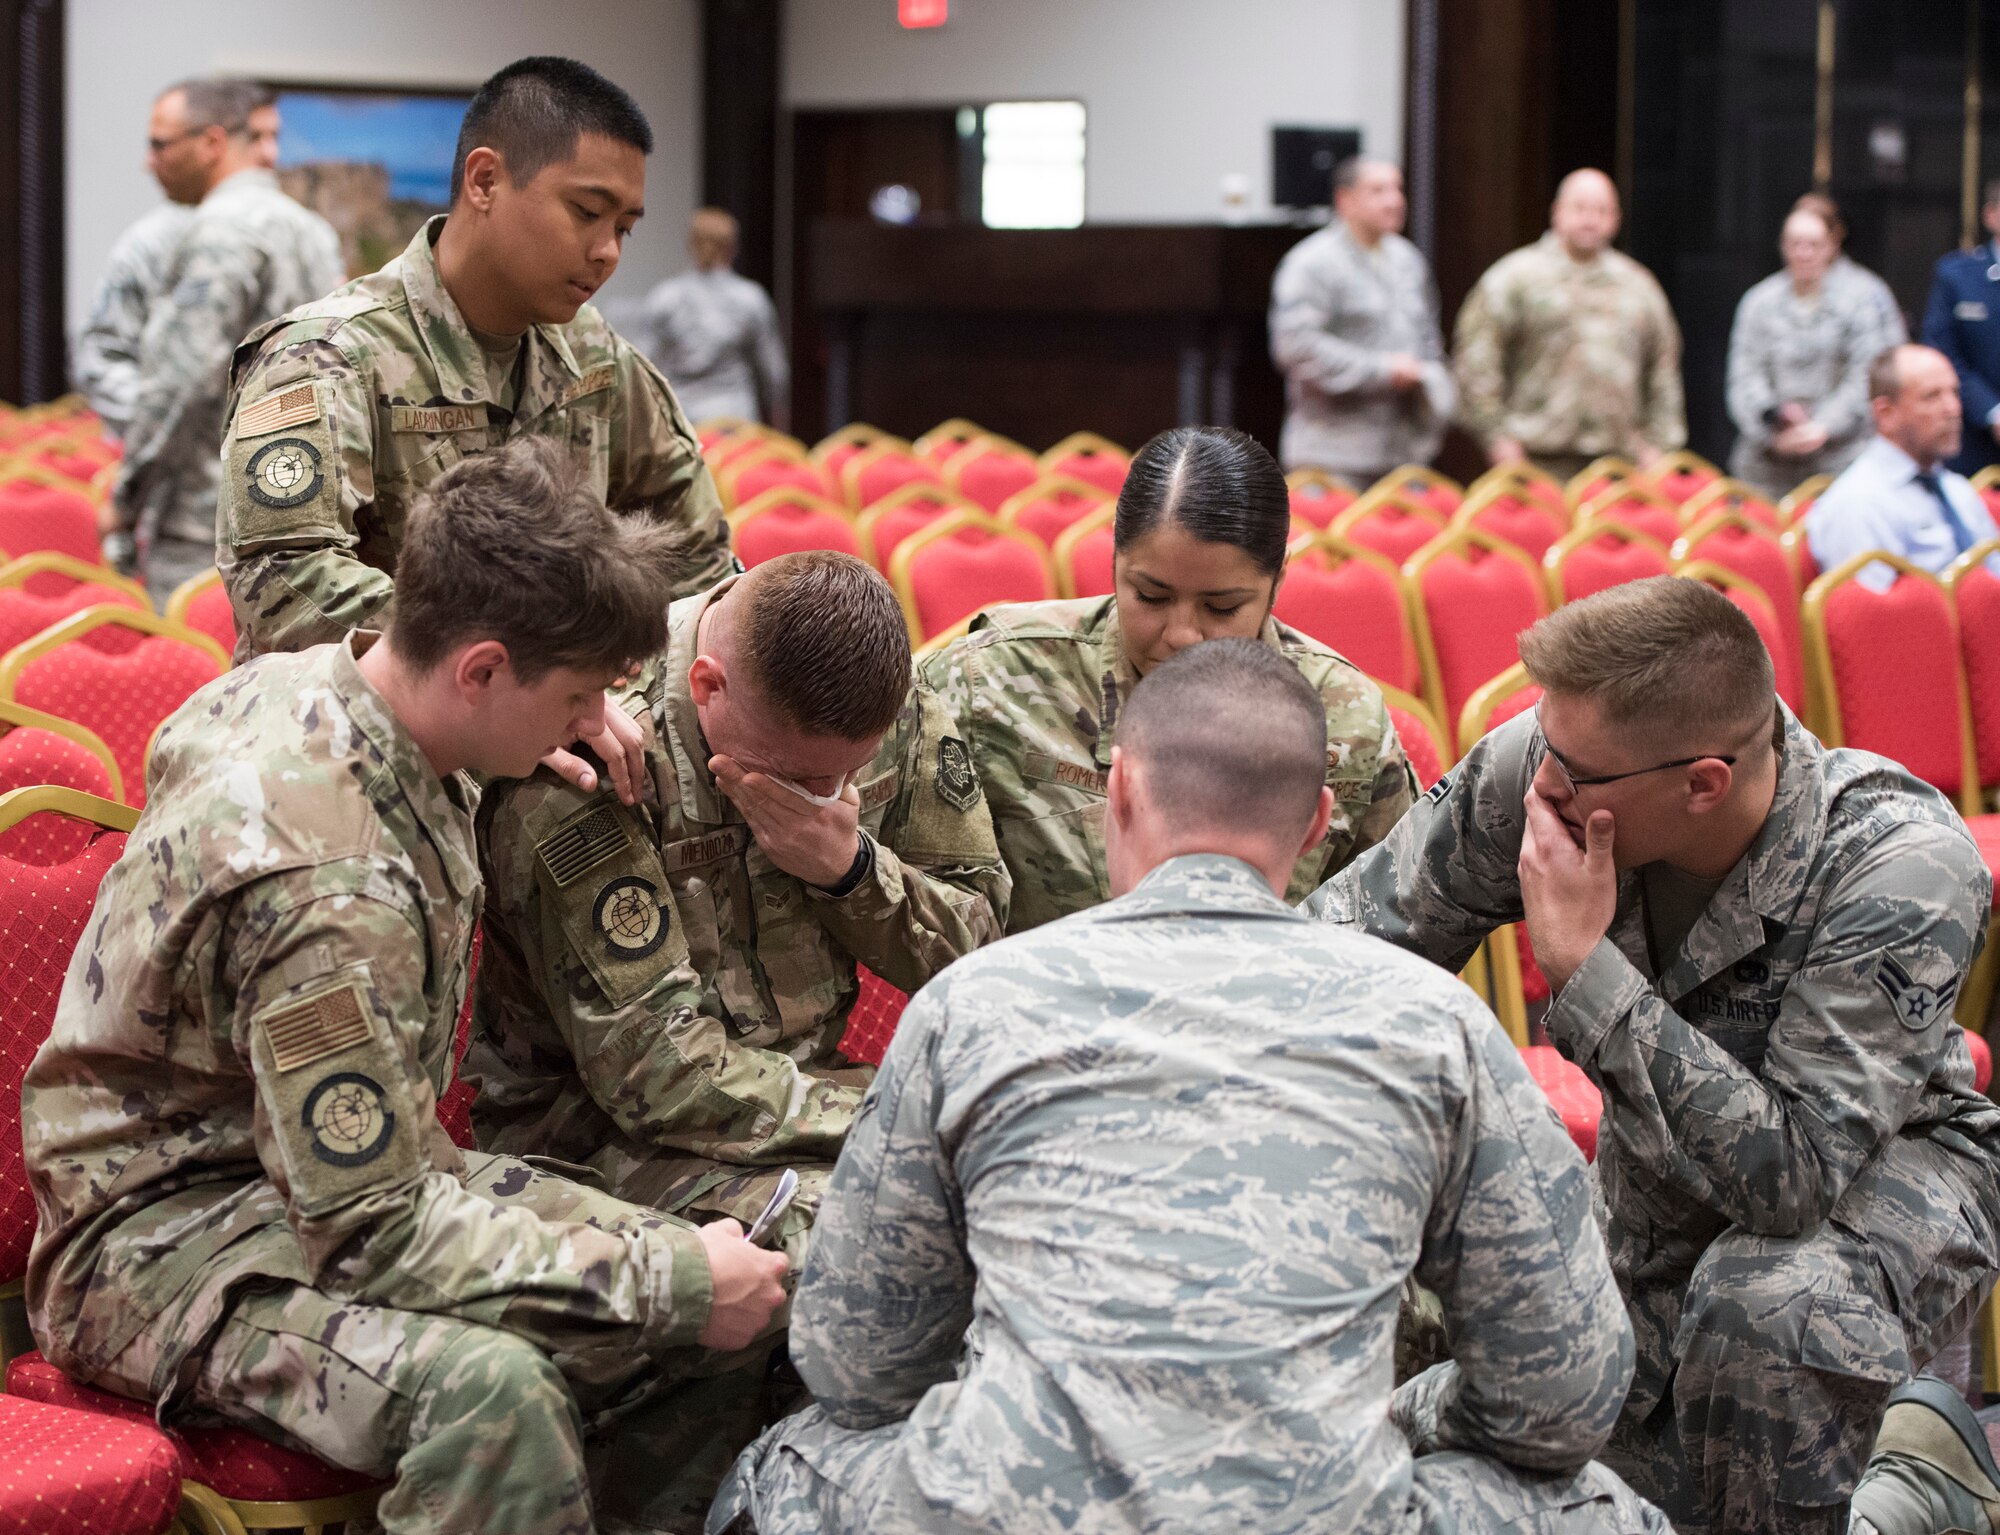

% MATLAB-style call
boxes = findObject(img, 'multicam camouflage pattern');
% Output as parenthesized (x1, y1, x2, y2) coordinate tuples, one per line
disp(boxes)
(1453, 231, 1687, 463)
(709, 854, 1667, 1535)
(73, 201, 195, 439)
(470, 578, 1008, 1250)
(217, 216, 734, 660)
(1307, 707, 2000, 1533)
(22, 636, 744, 1535)
(1725, 267, 1901, 497)
(918, 596, 1415, 934)
(114, 169, 344, 596)
(1269, 219, 1456, 480)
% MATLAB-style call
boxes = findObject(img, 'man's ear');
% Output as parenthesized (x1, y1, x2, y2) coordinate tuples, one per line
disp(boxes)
(688, 654, 724, 708)
(459, 146, 504, 213)
(1297, 785, 1335, 859)
(1107, 745, 1137, 829)
(453, 639, 511, 701)
(1684, 758, 1735, 815)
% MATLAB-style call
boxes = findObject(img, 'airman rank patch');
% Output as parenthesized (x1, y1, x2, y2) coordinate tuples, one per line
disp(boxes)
(1424, 772, 1454, 806)
(594, 875, 669, 958)
(235, 384, 322, 439)
(263, 983, 371, 1073)
(1878, 954, 1952, 1031)
(538, 802, 632, 887)
(302, 1071, 396, 1167)
(245, 437, 324, 509)
(935, 736, 979, 811)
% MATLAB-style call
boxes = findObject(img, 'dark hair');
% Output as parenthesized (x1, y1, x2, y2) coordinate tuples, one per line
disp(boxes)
(392, 437, 683, 681)
(163, 77, 264, 135)
(1117, 637, 1326, 840)
(1868, 343, 1918, 402)
(450, 56, 653, 204)
(1791, 190, 1848, 245)
(736, 552, 912, 740)
(1333, 155, 1395, 196)
(1112, 426, 1290, 579)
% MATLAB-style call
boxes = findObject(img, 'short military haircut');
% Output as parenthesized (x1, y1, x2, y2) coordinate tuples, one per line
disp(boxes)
(449, 56, 653, 204)
(391, 436, 682, 682)
(1116, 638, 1327, 845)
(163, 77, 264, 135)
(734, 552, 911, 740)
(1519, 576, 1776, 755)
(1869, 343, 1925, 402)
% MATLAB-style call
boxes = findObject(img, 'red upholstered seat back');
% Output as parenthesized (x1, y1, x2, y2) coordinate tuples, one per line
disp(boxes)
(1337, 501, 1446, 566)
(1044, 449, 1127, 496)
(731, 456, 832, 507)
(0, 731, 118, 863)
(1715, 584, 1805, 716)
(1387, 705, 1446, 790)
(1821, 573, 1967, 796)
(850, 451, 942, 510)
(1681, 522, 1803, 700)
(1060, 521, 1116, 599)
(734, 500, 863, 567)
(0, 833, 126, 1284)
(0, 586, 146, 658)
(0, 481, 102, 566)
(1956, 562, 2000, 789)
(840, 965, 909, 1067)
(1653, 465, 1718, 506)
(1273, 548, 1419, 695)
(1463, 495, 1567, 561)
(865, 494, 957, 571)
(14, 637, 223, 806)
(1520, 1044, 1601, 1159)
(906, 528, 1053, 639)
(1551, 530, 1673, 604)
(1418, 545, 1547, 727)
(1586, 492, 1681, 549)
(178, 580, 237, 656)
(1479, 680, 1543, 737)
(1007, 485, 1103, 548)
(1380, 472, 1460, 517)
(955, 449, 1040, 513)
(1981, 484, 2000, 524)
(1288, 481, 1356, 529)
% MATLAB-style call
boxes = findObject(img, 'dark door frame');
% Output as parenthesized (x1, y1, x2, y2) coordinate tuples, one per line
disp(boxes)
(1, 0, 64, 407)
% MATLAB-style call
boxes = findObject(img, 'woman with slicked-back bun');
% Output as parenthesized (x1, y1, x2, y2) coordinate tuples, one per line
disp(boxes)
(920, 424, 1415, 933)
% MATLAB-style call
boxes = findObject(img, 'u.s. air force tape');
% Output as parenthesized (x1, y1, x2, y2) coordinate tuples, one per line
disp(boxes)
(245, 437, 325, 509)
(594, 874, 669, 959)
(302, 1071, 396, 1167)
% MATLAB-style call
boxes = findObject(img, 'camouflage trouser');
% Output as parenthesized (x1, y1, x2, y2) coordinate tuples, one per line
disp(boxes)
(1603, 1133, 1999, 1535)
(585, 1140, 836, 1274)
(102, 1153, 774, 1535)
(706, 1384, 1673, 1535)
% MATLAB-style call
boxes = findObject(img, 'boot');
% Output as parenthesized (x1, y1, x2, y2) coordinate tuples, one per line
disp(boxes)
(1850, 1377, 2000, 1535)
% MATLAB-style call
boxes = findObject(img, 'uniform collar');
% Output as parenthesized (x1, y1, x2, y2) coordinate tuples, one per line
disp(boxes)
(327, 632, 481, 900)
(1090, 602, 1288, 770)
(395, 216, 586, 413)
(1649, 706, 1827, 1000)
(653, 578, 741, 826)
(1110, 853, 1296, 921)
(200, 166, 276, 205)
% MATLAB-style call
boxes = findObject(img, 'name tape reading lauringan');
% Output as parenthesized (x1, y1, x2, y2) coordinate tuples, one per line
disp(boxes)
(390, 404, 488, 434)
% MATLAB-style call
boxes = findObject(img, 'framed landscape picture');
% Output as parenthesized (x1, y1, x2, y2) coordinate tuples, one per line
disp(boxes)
(266, 83, 474, 277)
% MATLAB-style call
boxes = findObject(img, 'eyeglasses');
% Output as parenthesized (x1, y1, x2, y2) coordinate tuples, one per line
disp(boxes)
(1530, 706, 1736, 792)
(146, 127, 203, 155)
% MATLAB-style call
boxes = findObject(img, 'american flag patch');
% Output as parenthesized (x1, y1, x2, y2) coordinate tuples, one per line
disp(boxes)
(236, 385, 321, 439)
(263, 984, 370, 1073)
(538, 804, 632, 887)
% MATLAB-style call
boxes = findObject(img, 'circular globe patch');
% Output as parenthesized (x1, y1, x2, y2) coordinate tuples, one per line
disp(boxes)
(301, 1071, 396, 1167)
(594, 875, 668, 959)
(245, 436, 325, 509)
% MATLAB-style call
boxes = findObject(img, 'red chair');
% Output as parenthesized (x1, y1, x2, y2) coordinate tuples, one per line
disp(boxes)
(1330, 493, 1449, 568)
(694, 416, 757, 452)
(1564, 455, 1639, 512)
(436, 924, 483, 1152)
(1972, 467, 2000, 525)
(1520, 1044, 1602, 1160)
(0, 1393, 183, 1535)
(0, 477, 101, 567)
(0, 553, 151, 659)
(1683, 477, 1782, 532)
(947, 438, 1042, 513)
(1673, 512, 1805, 710)
(996, 475, 1108, 550)
(1544, 523, 1674, 605)
(701, 427, 783, 477)
(842, 442, 944, 511)
(1452, 483, 1570, 563)
(1273, 535, 1422, 699)
(1285, 468, 1358, 530)
(1645, 449, 1723, 508)
(890, 511, 1057, 641)
(1367, 465, 1462, 519)
(165, 569, 237, 658)
(1779, 473, 1832, 530)
(0, 702, 124, 859)
(809, 423, 898, 485)
(858, 485, 969, 572)
(1053, 505, 1116, 600)
(0, 610, 228, 807)
(1949, 540, 2000, 804)
(1039, 432, 1129, 497)
(1456, 659, 1543, 758)
(1406, 526, 1549, 735)
(716, 448, 833, 511)
(913, 418, 988, 466)
(1379, 683, 1451, 789)
(729, 488, 864, 567)
(1578, 482, 1683, 550)
(839, 966, 910, 1067)
(1678, 563, 1806, 719)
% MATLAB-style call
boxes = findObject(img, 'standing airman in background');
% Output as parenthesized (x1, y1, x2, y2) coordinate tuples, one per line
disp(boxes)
(471, 551, 1006, 1258)
(1922, 178, 2000, 479)
(641, 208, 789, 430)
(1454, 168, 1686, 485)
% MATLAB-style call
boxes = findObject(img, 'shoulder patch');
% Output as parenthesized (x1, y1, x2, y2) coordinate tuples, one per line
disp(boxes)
(302, 1070, 397, 1167)
(262, 982, 371, 1073)
(1877, 954, 1954, 1032)
(537, 801, 632, 887)
(593, 874, 670, 959)
(935, 736, 980, 811)
(244, 437, 325, 508)
(236, 383, 323, 439)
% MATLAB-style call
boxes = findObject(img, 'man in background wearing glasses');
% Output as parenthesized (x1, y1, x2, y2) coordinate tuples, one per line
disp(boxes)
(1307, 576, 2000, 1535)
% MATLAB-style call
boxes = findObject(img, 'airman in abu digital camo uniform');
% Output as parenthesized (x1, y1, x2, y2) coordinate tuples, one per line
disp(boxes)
(1307, 577, 2000, 1535)
(471, 552, 1007, 1260)
(23, 441, 789, 1535)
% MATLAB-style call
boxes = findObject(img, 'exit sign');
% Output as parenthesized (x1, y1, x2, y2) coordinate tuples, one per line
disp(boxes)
(899, 0, 946, 26)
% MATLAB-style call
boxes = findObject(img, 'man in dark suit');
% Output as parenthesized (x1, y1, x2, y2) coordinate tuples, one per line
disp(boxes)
(1922, 178, 2000, 477)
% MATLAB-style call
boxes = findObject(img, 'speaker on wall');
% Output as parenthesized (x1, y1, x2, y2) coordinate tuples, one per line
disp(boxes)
(1271, 125, 1362, 211)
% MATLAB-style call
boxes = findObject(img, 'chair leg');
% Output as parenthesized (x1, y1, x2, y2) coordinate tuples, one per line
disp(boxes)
(177, 1483, 250, 1535)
